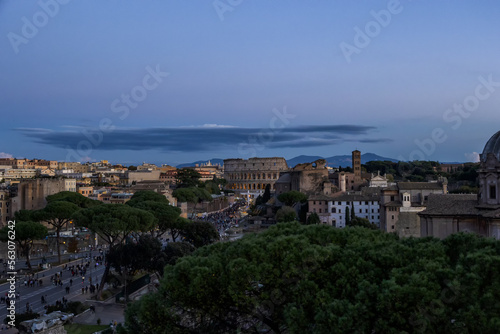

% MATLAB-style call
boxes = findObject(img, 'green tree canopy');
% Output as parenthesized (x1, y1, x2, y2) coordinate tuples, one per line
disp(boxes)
(128, 200, 182, 239)
(277, 191, 308, 207)
(261, 184, 272, 203)
(176, 168, 202, 188)
(72, 203, 156, 298)
(126, 191, 169, 206)
(73, 204, 155, 247)
(35, 201, 80, 263)
(126, 191, 181, 238)
(348, 216, 378, 230)
(172, 187, 212, 217)
(180, 220, 219, 248)
(122, 223, 500, 333)
(306, 212, 320, 225)
(275, 206, 297, 222)
(46, 191, 101, 208)
(0, 219, 47, 271)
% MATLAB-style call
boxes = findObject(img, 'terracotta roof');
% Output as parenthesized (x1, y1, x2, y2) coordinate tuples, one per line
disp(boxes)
(398, 182, 443, 190)
(419, 194, 480, 216)
(383, 201, 402, 207)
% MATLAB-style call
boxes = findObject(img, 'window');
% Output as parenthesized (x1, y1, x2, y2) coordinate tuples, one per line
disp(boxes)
(319, 201, 322, 205)
(391, 225, 394, 230)
(332, 208, 336, 213)
(391, 215, 395, 220)
(313, 201, 316, 205)
(490, 185, 497, 199)
(371, 209, 374, 213)
(359, 209, 362, 213)
(340, 216, 342, 220)
(372, 216, 374, 219)
(365, 209, 368, 213)
(339, 209, 341, 213)
(338, 202, 341, 205)
(319, 209, 322, 213)
(365, 201, 368, 205)
(390, 196, 395, 201)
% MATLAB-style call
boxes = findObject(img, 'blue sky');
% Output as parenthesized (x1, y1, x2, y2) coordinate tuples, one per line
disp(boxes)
(1, 0, 500, 166)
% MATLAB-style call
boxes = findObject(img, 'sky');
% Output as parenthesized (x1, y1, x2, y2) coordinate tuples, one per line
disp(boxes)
(1, 0, 500, 166)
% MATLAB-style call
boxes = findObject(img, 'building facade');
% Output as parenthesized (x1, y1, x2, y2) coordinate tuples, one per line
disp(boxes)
(224, 157, 288, 197)
(379, 181, 447, 237)
(419, 130, 500, 239)
(308, 189, 381, 228)
(275, 159, 332, 196)
(10, 178, 76, 214)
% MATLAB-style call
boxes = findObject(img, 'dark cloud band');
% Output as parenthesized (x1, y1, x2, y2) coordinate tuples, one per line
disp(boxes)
(18, 125, 391, 153)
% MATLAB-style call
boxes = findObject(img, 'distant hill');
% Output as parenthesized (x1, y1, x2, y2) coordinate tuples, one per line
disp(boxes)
(176, 158, 224, 168)
(287, 153, 398, 168)
(176, 153, 398, 169)
(286, 155, 324, 167)
(324, 153, 399, 167)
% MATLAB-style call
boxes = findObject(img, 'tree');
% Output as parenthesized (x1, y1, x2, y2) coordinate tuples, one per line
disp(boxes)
(351, 202, 355, 221)
(203, 177, 227, 195)
(175, 168, 201, 188)
(72, 204, 156, 298)
(126, 191, 168, 206)
(346, 206, 351, 225)
(349, 217, 378, 230)
(172, 187, 212, 217)
(262, 184, 271, 204)
(128, 165, 137, 171)
(121, 224, 500, 333)
(129, 201, 182, 238)
(126, 191, 182, 239)
(306, 212, 320, 225)
(180, 220, 219, 248)
(107, 234, 161, 275)
(35, 201, 80, 263)
(0, 219, 47, 271)
(46, 191, 101, 208)
(276, 206, 297, 222)
(278, 191, 308, 207)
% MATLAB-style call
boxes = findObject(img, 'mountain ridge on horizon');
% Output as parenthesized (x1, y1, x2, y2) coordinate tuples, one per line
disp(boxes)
(176, 153, 401, 168)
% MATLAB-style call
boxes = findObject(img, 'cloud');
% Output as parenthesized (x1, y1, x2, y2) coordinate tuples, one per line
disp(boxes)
(18, 125, 391, 153)
(0, 152, 13, 159)
(464, 152, 480, 162)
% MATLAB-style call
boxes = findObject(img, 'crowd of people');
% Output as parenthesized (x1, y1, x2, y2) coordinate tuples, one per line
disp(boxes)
(201, 199, 247, 236)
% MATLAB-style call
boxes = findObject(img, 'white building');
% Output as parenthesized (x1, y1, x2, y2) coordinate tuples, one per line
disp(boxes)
(308, 190, 381, 228)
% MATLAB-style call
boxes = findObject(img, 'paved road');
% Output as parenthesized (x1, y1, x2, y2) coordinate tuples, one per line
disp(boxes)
(0, 252, 100, 274)
(0, 258, 105, 320)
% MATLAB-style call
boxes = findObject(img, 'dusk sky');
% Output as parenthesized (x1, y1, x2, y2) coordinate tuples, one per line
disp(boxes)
(1, 1, 500, 166)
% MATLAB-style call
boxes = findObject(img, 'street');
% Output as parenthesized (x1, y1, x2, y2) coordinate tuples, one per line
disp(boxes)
(0, 257, 105, 321)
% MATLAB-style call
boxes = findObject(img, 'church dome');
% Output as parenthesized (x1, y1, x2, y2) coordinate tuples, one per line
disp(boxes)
(482, 131, 500, 161)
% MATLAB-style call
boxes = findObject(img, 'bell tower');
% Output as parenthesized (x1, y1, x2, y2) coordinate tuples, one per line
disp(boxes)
(352, 150, 361, 183)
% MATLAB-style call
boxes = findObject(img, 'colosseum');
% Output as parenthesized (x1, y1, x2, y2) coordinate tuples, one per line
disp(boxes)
(224, 157, 289, 194)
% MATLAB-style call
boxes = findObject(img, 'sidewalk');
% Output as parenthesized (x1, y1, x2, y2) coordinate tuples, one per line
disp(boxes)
(73, 302, 125, 326)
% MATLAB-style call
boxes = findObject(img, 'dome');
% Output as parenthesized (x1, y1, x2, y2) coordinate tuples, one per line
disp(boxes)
(482, 131, 500, 161)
